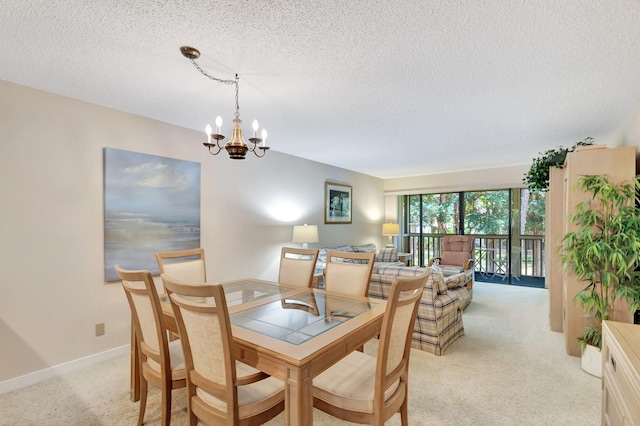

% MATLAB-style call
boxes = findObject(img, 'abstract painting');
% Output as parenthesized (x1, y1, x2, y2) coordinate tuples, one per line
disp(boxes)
(103, 148, 201, 281)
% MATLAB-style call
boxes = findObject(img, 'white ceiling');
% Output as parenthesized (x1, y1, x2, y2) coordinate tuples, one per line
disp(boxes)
(2, 1, 640, 179)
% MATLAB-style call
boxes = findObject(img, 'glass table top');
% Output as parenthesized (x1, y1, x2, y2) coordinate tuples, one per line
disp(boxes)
(230, 290, 377, 345)
(159, 280, 286, 306)
(222, 280, 290, 306)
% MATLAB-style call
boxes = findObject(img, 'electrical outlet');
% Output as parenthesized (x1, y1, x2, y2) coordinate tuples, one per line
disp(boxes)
(95, 323, 105, 336)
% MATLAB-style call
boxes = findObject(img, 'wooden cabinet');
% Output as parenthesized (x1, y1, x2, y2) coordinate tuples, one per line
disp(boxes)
(547, 166, 564, 332)
(561, 145, 636, 356)
(602, 321, 640, 425)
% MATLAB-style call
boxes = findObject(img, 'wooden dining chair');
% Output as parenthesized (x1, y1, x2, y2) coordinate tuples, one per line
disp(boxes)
(161, 273, 285, 426)
(324, 250, 375, 296)
(278, 247, 319, 288)
(155, 248, 206, 282)
(156, 248, 207, 304)
(115, 265, 186, 426)
(312, 270, 428, 426)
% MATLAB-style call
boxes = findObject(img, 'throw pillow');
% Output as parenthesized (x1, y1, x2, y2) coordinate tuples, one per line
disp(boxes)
(327, 245, 357, 263)
(351, 243, 377, 263)
(376, 247, 398, 262)
(353, 243, 377, 253)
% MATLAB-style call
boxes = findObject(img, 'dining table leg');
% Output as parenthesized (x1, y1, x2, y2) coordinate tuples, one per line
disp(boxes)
(284, 364, 313, 425)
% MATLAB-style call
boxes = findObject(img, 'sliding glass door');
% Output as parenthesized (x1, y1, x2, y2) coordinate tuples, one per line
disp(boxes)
(403, 188, 545, 285)
(464, 189, 510, 279)
(406, 193, 459, 266)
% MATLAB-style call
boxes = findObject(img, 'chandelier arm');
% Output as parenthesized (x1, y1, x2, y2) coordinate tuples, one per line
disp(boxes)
(204, 140, 224, 156)
(253, 147, 270, 158)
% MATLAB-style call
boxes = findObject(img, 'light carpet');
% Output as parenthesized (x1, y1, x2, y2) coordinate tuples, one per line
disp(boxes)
(0, 282, 600, 425)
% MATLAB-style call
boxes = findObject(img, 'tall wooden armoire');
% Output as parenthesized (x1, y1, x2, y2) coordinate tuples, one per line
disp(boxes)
(561, 145, 636, 357)
(546, 166, 564, 332)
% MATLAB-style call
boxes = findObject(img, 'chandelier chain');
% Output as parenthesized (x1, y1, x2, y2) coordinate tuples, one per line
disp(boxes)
(188, 57, 235, 86)
(188, 58, 241, 118)
(234, 76, 240, 120)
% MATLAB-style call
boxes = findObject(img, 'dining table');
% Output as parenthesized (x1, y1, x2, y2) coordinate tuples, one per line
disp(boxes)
(130, 278, 387, 425)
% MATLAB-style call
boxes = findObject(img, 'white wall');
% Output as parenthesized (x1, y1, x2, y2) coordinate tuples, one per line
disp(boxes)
(383, 164, 529, 195)
(609, 104, 640, 149)
(383, 105, 640, 196)
(608, 103, 640, 170)
(0, 80, 384, 383)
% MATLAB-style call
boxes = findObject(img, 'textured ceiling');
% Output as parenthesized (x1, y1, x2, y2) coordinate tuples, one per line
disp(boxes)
(2, 1, 640, 179)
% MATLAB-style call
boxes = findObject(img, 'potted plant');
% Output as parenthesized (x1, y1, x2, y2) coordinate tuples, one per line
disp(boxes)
(559, 174, 640, 377)
(522, 137, 593, 192)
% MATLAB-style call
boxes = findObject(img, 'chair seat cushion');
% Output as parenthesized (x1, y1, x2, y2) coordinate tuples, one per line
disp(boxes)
(440, 265, 464, 276)
(195, 361, 283, 419)
(313, 351, 399, 413)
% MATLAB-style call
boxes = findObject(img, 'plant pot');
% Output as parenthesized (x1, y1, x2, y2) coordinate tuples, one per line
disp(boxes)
(581, 344, 602, 378)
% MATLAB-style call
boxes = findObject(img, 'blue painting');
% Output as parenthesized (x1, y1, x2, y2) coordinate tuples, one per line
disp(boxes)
(103, 148, 201, 281)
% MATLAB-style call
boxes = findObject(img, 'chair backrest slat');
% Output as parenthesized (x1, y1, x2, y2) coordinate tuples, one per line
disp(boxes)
(177, 300, 227, 386)
(162, 258, 206, 282)
(129, 290, 161, 354)
(161, 274, 237, 406)
(157, 248, 207, 302)
(324, 250, 375, 296)
(156, 248, 207, 282)
(116, 265, 169, 367)
(376, 271, 427, 398)
(440, 235, 474, 266)
(278, 247, 319, 288)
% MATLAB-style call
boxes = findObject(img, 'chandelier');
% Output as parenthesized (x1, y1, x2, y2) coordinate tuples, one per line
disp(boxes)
(180, 46, 270, 159)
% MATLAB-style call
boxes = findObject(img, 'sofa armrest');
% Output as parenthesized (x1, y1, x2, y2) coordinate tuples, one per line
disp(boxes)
(463, 258, 474, 270)
(369, 266, 439, 301)
(428, 257, 442, 267)
(431, 291, 463, 318)
(443, 272, 467, 289)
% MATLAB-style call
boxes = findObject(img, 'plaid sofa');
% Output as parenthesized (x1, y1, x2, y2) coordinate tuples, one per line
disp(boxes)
(368, 265, 471, 355)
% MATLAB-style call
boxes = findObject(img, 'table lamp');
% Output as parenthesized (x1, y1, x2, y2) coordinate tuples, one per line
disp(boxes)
(381, 223, 399, 247)
(292, 224, 319, 249)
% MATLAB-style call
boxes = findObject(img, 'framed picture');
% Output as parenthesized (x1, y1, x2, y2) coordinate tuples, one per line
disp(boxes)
(325, 182, 352, 224)
(103, 148, 201, 281)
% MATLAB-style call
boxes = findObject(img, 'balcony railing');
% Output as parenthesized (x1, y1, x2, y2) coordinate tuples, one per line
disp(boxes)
(407, 234, 545, 278)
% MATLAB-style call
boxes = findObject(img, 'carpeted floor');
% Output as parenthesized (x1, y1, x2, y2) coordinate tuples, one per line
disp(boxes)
(0, 282, 600, 425)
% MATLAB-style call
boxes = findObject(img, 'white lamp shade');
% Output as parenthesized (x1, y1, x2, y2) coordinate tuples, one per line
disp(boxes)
(381, 223, 400, 236)
(292, 224, 319, 243)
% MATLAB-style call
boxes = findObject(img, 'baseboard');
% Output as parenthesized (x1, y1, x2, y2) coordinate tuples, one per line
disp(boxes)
(0, 345, 129, 395)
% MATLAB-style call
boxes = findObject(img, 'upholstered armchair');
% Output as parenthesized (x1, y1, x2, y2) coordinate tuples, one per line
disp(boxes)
(429, 235, 475, 294)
